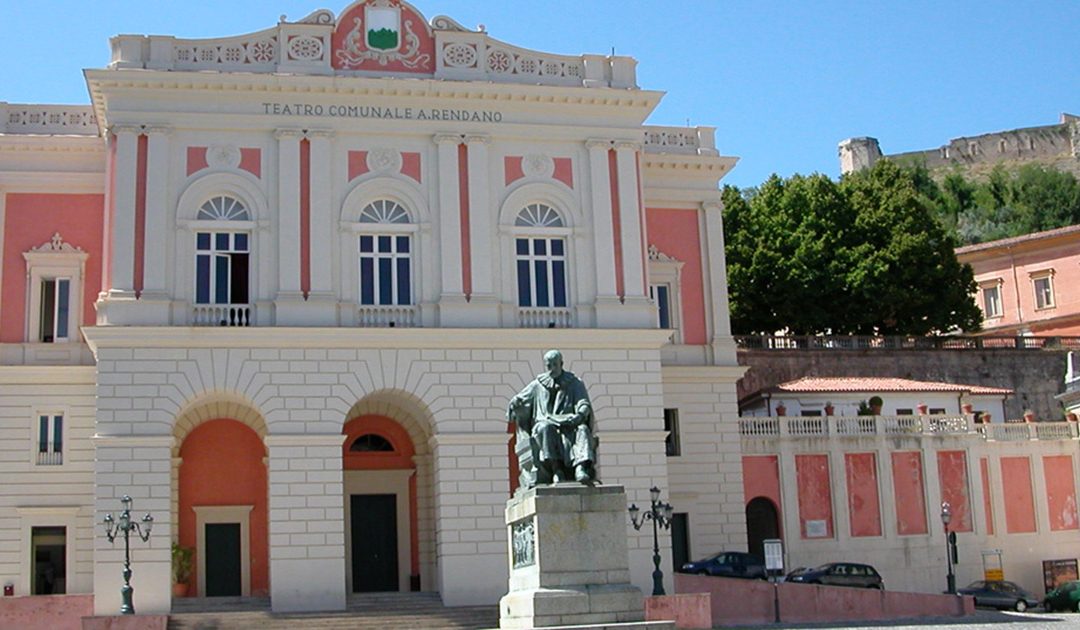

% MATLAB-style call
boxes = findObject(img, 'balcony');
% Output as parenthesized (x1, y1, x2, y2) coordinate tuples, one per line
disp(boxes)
(518, 307, 574, 329)
(36, 451, 63, 466)
(357, 305, 419, 328)
(192, 304, 251, 327)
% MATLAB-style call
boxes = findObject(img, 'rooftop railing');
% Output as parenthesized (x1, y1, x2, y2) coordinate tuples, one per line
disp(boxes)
(735, 335, 1080, 351)
(739, 415, 1080, 442)
(2, 103, 98, 136)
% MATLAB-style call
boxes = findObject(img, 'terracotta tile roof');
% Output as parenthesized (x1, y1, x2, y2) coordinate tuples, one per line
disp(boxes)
(771, 377, 1012, 396)
(956, 223, 1080, 255)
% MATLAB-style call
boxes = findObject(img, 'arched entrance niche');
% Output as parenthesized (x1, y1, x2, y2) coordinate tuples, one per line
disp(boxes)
(342, 392, 434, 594)
(745, 496, 781, 562)
(173, 395, 269, 599)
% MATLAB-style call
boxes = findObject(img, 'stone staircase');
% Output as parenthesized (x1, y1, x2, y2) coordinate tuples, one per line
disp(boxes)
(168, 592, 500, 629)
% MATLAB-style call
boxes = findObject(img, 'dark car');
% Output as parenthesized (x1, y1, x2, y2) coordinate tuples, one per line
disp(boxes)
(957, 580, 1039, 612)
(785, 562, 883, 589)
(679, 551, 766, 579)
(1045, 580, 1080, 612)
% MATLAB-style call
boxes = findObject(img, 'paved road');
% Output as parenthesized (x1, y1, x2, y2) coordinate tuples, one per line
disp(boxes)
(727, 609, 1080, 629)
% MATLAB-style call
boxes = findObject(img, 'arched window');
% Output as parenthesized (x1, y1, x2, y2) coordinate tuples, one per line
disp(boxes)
(358, 200, 413, 306)
(514, 204, 567, 309)
(349, 433, 395, 453)
(194, 195, 251, 313)
(197, 195, 251, 221)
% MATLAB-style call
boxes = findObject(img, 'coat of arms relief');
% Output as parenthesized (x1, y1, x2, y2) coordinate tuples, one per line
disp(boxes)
(336, 0, 429, 69)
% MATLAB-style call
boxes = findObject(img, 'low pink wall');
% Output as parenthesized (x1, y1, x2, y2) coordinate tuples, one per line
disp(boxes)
(0, 594, 93, 630)
(645, 593, 711, 629)
(675, 574, 974, 627)
(81, 615, 168, 630)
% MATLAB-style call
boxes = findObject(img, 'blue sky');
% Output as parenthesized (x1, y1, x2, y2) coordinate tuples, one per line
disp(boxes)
(3, 1, 1077, 188)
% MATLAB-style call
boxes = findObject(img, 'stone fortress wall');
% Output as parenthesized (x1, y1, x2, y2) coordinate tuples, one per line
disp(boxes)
(840, 113, 1080, 178)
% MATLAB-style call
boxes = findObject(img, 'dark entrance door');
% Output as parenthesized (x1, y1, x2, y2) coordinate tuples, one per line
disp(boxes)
(671, 513, 690, 570)
(351, 494, 398, 592)
(205, 523, 242, 596)
(745, 497, 780, 562)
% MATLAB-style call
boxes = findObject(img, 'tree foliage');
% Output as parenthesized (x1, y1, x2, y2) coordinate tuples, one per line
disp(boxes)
(724, 161, 982, 335)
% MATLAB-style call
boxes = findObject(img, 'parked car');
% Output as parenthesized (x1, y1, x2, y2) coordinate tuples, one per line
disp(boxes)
(957, 580, 1040, 612)
(1045, 580, 1080, 612)
(785, 562, 884, 589)
(679, 551, 767, 579)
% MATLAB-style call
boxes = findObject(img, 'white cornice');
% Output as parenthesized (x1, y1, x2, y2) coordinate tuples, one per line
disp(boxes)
(0, 171, 105, 193)
(662, 365, 748, 384)
(642, 154, 738, 174)
(0, 365, 95, 384)
(81, 326, 675, 355)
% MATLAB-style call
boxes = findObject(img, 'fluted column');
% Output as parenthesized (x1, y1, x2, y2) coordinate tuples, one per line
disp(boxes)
(434, 133, 465, 308)
(141, 126, 171, 301)
(703, 201, 737, 364)
(107, 125, 140, 298)
(275, 129, 303, 301)
(306, 129, 335, 298)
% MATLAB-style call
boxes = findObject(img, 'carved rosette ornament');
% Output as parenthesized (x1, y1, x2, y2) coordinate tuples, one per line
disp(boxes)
(366, 147, 402, 174)
(521, 153, 555, 179)
(206, 145, 242, 170)
(287, 35, 324, 61)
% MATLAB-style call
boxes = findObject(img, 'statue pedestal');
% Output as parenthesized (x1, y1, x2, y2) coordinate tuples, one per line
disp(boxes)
(499, 484, 650, 629)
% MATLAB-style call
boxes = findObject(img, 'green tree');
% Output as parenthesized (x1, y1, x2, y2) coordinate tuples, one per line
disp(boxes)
(724, 161, 983, 335)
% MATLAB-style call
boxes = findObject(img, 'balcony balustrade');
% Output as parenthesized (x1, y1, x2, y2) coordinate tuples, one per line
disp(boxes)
(357, 305, 419, 328)
(191, 304, 251, 327)
(738, 414, 1080, 442)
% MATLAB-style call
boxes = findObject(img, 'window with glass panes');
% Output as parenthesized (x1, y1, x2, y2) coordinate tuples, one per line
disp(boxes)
(38, 278, 71, 342)
(359, 235, 411, 305)
(516, 237, 567, 308)
(650, 284, 673, 328)
(195, 232, 249, 305)
(1033, 275, 1054, 309)
(36, 414, 63, 466)
(981, 285, 1002, 318)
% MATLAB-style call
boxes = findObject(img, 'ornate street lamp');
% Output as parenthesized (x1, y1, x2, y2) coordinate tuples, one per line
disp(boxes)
(940, 501, 956, 595)
(102, 495, 154, 615)
(629, 486, 674, 596)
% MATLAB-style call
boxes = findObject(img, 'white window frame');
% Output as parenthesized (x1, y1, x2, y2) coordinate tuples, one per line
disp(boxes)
(32, 411, 65, 467)
(1030, 270, 1055, 310)
(357, 231, 415, 306)
(23, 233, 88, 344)
(978, 279, 1003, 319)
(514, 231, 571, 309)
(194, 230, 251, 306)
(647, 245, 685, 343)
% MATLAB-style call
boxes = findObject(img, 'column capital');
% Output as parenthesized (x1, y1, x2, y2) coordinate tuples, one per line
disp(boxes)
(146, 126, 172, 137)
(433, 133, 463, 145)
(109, 124, 142, 136)
(585, 138, 613, 151)
(464, 134, 491, 145)
(614, 140, 642, 152)
(274, 128, 304, 140)
(701, 201, 723, 213)
(305, 129, 335, 140)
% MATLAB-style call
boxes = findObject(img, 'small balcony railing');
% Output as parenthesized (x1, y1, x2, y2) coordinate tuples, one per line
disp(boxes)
(739, 415, 1080, 442)
(518, 307, 574, 329)
(192, 304, 251, 327)
(36, 451, 62, 466)
(357, 305, 419, 328)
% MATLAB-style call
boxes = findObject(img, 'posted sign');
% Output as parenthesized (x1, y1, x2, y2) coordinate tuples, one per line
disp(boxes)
(763, 539, 784, 572)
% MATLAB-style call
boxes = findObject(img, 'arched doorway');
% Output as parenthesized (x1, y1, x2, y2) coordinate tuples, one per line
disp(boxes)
(342, 414, 418, 593)
(177, 418, 269, 597)
(745, 496, 781, 562)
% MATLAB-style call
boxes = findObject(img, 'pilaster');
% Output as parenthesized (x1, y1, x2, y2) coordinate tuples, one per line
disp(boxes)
(265, 433, 347, 612)
(275, 129, 303, 302)
(298, 129, 337, 324)
(138, 127, 172, 323)
(106, 125, 140, 299)
(434, 133, 468, 323)
(464, 134, 499, 325)
(702, 202, 737, 365)
(611, 141, 654, 327)
(586, 139, 621, 323)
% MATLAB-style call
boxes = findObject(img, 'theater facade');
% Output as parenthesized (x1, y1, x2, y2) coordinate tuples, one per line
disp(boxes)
(0, 1, 745, 614)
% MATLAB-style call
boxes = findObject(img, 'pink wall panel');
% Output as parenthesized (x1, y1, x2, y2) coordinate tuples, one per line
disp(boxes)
(644, 208, 707, 345)
(936, 450, 972, 532)
(742, 455, 783, 524)
(1043, 455, 1079, 531)
(845, 453, 882, 537)
(400, 152, 421, 183)
(980, 457, 994, 535)
(1001, 457, 1037, 534)
(187, 146, 261, 178)
(890, 452, 928, 535)
(795, 454, 833, 539)
(1, 194, 105, 342)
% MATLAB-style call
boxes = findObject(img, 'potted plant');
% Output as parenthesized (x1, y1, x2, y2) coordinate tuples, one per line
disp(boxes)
(172, 542, 194, 598)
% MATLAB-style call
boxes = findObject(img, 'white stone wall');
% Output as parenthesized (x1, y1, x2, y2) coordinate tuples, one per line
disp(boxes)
(0, 367, 96, 597)
(84, 327, 672, 609)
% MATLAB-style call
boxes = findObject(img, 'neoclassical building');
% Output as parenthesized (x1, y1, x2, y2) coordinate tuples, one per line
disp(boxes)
(0, 0, 744, 615)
